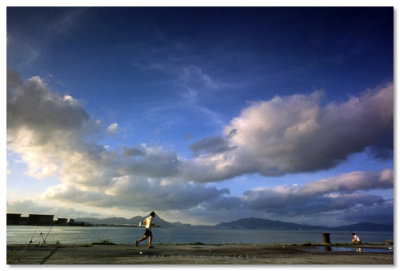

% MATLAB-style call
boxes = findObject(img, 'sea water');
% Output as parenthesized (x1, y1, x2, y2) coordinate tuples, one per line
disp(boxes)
(6, 226, 393, 245)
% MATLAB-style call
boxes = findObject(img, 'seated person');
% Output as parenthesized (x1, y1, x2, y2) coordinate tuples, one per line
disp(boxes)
(352, 233, 361, 244)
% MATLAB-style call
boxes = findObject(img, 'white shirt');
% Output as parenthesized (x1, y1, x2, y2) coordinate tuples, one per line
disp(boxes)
(144, 216, 153, 230)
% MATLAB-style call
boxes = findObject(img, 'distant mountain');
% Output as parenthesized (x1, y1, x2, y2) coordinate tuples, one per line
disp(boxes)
(75, 216, 133, 225)
(215, 217, 325, 230)
(215, 217, 392, 232)
(75, 215, 188, 228)
(74, 216, 392, 232)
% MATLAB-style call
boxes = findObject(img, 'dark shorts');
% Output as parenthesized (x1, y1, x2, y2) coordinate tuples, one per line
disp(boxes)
(144, 228, 152, 238)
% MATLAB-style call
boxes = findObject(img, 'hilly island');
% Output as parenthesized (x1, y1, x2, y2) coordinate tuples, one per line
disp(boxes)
(74, 216, 393, 232)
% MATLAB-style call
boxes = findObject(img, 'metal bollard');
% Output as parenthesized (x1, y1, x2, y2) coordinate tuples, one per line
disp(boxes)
(322, 232, 331, 244)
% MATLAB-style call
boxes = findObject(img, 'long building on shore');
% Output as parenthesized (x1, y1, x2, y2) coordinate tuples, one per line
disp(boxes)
(7, 213, 54, 225)
(27, 214, 54, 225)
(6, 213, 73, 226)
(6, 213, 21, 225)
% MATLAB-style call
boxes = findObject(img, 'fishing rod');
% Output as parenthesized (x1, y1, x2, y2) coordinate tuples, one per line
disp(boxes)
(41, 213, 58, 246)
(13, 225, 39, 262)
(15, 213, 59, 261)
(28, 225, 38, 247)
(40, 232, 46, 243)
(42, 221, 54, 245)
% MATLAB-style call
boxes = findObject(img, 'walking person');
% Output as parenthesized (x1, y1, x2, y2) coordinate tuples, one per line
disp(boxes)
(135, 211, 156, 248)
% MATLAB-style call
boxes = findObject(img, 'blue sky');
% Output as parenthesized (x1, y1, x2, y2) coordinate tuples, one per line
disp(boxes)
(7, 7, 394, 226)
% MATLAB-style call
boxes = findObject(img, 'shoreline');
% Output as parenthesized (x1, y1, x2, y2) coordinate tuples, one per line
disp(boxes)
(7, 243, 394, 265)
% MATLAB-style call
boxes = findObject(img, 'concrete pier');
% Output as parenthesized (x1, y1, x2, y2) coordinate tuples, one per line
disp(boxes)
(7, 243, 393, 264)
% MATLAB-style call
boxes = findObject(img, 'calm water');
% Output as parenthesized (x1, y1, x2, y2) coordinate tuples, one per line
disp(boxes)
(7, 226, 393, 244)
(303, 246, 393, 253)
(7, 226, 393, 245)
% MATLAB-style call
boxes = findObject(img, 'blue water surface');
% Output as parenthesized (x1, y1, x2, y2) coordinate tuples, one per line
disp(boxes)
(7, 226, 393, 246)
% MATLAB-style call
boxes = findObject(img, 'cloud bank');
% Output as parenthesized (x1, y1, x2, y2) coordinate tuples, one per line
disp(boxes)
(185, 84, 393, 182)
(240, 169, 393, 214)
(6, 70, 230, 216)
(7, 70, 393, 224)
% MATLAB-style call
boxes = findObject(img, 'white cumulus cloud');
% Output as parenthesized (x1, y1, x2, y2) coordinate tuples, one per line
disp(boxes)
(7, 70, 393, 224)
(107, 122, 119, 133)
(184, 83, 393, 182)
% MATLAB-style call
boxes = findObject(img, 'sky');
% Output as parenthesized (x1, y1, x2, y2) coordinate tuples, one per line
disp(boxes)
(6, 6, 394, 226)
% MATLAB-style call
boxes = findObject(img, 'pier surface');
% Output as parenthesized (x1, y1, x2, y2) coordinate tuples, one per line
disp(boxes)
(7, 243, 393, 265)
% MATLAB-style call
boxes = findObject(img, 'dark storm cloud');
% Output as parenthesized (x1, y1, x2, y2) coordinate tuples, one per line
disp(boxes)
(190, 136, 236, 157)
(123, 146, 145, 157)
(204, 169, 393, 216)
(241, 169, 393, 212)
(7, 70, 90, 138)
(343, 200, 393, 224)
